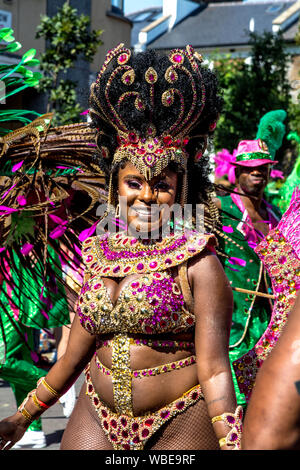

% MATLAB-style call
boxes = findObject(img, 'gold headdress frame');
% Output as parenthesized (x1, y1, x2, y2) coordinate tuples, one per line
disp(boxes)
(89, 43, 207, 209)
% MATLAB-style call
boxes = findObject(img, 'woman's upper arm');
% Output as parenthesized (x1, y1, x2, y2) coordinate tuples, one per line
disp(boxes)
(62, 311, 96, 369)
(189, 251, 233, 372)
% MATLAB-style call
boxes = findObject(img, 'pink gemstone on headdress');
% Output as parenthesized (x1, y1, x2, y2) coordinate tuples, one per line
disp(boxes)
(279, 256, 287, 265)
(163, 135, 172, 146)
(128, 132, 138, 143)
(113, 265, 120, 273)
(155, 148, 163, 154)
(174, 54, 183, 63)
(118, 53, 128, 63)
(137, 263, 144, 270)
(165, 258, 172, 265)
(148, 143, 154, 149)
(137, 148, 146, 155)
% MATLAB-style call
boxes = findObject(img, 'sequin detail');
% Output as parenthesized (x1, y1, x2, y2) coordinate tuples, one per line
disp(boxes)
(96, 337, 195, 351)
(95, 352, 196, 378)
(77, 270, 195, 335)
(85, 364, 203, 450)
(82, 231, 215, 277)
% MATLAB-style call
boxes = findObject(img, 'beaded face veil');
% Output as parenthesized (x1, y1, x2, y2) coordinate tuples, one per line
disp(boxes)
(89, 44, 207, 208)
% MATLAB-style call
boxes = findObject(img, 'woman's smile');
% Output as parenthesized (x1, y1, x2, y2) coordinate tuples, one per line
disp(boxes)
(117, 161, 178, 237)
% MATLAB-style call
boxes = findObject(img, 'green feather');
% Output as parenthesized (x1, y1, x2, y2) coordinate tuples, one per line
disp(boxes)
(255, 109, 287, 159)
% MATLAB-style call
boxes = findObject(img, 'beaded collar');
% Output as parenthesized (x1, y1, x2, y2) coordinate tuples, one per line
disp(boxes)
(82, 231, 216, 277)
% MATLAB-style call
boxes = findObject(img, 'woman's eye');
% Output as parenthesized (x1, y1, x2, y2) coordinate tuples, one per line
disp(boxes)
(154, 182, 170, 190)
(126, 180, 142, 189)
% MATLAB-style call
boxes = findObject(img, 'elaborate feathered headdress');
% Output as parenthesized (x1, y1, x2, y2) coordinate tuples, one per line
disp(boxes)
(89, 43, 218, 208)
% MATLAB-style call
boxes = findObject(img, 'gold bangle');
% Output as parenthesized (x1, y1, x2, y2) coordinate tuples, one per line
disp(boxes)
(219, 437, 227, 448)
(212, 415, 223, 424)
(38, 377, 60, 398)
(18, 407, 33, 423)
(32, 391, 43, 410)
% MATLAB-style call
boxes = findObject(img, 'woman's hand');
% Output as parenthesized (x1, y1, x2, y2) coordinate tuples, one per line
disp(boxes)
(0, 414, 29, 450)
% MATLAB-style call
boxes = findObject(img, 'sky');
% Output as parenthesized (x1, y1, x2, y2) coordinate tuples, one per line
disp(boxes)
(124, 0, 162, 15)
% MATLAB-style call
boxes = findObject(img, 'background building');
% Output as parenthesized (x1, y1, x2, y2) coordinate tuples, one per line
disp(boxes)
(0, 0, 132, 115)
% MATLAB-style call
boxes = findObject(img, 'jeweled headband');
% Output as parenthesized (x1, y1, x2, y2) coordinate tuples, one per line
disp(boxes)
(89, 44, 208, 206)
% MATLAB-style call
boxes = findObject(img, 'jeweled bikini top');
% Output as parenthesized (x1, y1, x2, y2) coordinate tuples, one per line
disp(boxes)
(77, 231, 216, 335)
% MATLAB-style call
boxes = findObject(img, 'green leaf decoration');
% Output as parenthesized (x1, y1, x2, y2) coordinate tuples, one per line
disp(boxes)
(1, 41, 22, 53)
(23, 58, 40, 68)
(22, 48, 37, 64)
(24, 71, 42, 86)
(0, 27, 15, 42)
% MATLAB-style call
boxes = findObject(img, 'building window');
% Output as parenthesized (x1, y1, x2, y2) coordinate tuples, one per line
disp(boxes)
(111, 0, 124, 14)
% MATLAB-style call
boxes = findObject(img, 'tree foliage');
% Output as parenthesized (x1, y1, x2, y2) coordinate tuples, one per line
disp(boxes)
(35, 1, 103, 125)
(213, 31, 292, 166)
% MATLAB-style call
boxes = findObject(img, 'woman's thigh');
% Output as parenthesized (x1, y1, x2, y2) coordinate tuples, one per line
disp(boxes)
(146, 399, 219, 450)
(60, 383, 113, 450)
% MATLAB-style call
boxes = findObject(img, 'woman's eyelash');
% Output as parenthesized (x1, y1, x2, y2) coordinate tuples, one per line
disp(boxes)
(125, 180, 170, 190)
(155, 182, 170, 190)
(126, 180, 142, 189)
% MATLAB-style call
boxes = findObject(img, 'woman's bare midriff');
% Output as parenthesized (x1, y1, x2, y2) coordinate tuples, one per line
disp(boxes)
(90, 336, 198, 416)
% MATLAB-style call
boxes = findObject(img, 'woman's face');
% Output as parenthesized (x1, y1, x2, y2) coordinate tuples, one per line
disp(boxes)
(117, 162, 178, 237)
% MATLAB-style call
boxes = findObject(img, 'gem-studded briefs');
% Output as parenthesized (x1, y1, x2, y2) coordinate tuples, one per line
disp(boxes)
(94, 352, 197, 378)
(85, 364, 203, 450)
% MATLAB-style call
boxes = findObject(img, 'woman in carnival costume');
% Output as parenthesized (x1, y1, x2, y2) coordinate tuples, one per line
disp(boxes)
(0, 44, 243, 450)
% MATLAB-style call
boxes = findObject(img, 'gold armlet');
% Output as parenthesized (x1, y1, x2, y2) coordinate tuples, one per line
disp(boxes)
(37, 377, 60, 399)
(17, 392, 35, 423)
(32, 391, 50, 410)
(212, 406, 243, 450)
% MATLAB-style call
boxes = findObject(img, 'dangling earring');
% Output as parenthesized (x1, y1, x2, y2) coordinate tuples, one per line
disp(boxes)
(115, 203, 120, 218)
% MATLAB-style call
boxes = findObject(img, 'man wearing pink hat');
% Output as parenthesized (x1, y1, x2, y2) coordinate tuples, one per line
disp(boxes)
(214, 110, 285, 409)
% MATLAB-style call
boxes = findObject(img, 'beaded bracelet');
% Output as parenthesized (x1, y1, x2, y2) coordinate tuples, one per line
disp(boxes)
(18, 393, 34, 424)
(19, 407, 34, 424)
(37, 377, 60, 399)
(211, 405, 243, 450)
(32, 391, 50, 411)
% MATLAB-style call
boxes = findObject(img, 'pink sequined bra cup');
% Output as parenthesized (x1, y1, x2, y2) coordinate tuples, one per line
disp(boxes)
(77, 231, 216, 335)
